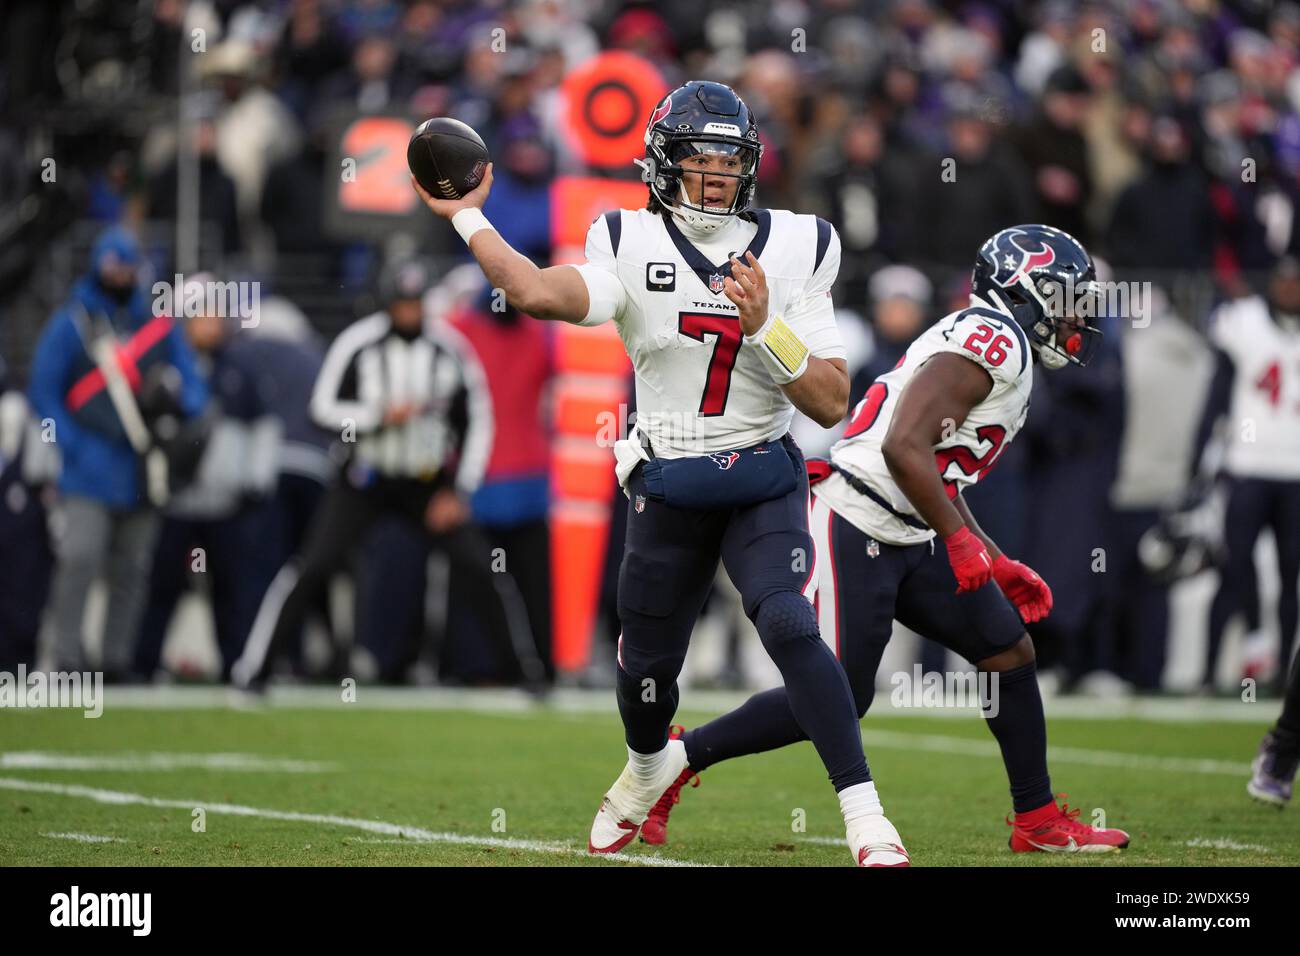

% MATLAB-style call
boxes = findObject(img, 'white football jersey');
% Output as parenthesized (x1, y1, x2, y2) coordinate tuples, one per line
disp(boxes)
(815, 296, 1034, 545)
(575, 207, 845, 472)
(1210, 296, 1300, 480)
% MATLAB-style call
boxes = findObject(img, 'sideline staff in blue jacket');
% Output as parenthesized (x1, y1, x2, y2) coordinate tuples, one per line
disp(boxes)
(28, 226, 207, 677)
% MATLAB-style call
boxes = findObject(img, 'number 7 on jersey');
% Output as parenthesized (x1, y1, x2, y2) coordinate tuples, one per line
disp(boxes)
(679, 312, 743, 416)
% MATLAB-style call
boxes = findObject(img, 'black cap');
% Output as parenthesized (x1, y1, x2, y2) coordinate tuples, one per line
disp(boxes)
(379, 258, 435, 303)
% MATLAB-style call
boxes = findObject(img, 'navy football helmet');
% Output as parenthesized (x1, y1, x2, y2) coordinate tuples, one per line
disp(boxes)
(637, 81, 762, 234)
(972, 224, 1103, 369)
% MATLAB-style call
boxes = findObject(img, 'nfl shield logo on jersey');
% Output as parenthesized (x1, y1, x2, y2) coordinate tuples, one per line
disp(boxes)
(708, 273, 725, 294)
(635, 494, 646, 513)
(866, 539, 880, 558)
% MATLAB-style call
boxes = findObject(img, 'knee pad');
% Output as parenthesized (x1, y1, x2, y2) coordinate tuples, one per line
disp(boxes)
(617, 550, 682, 622)
(616, 550, 697, 680)
(615, 631, 687, 685)
(753, 590, 820, 652)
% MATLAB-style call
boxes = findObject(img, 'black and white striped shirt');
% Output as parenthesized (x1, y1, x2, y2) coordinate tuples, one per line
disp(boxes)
(310, 312, 493, 491)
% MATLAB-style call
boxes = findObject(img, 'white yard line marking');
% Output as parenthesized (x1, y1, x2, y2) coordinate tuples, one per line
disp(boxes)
(0, 777, 709, 868)
(86, 685, 1270, 723)
(0, 752, 337, 773)
(797, 837, 844, 847)
(41, 831, 124, 843)
(1185, 837, 1272, 853)
(340, 836, 703, 866)
(859, 729, 1253, 776)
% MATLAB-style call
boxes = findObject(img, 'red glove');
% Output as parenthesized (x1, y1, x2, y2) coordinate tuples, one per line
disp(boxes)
(943, 526, 993, 593)
(806, 458, 832, 487)
(991, 554, 1053, 623)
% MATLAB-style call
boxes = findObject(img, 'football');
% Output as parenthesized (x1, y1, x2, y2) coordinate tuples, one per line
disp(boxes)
(407, 117, 491, 200)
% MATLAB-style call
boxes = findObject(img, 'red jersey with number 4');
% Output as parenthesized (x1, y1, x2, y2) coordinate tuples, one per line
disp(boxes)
(817, 296, 1033, 545)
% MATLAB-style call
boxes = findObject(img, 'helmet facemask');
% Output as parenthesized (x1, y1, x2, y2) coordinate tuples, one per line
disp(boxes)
(971, 225, 1105, 371)
(640, 131, 760, 235)
(989, 271, 1103, 370)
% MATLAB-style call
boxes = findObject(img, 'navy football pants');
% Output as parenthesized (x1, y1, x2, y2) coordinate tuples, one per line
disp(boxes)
(683, 492, 1054, 812)
(1205, 476, 1300, 688)
(615, 434, 870, 791)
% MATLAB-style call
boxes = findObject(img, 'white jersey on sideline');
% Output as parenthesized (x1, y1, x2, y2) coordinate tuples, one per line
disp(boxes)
(1210, 295, 1300, 480)
(816, 296, 1034, 545)
(574, 207, 845, 482)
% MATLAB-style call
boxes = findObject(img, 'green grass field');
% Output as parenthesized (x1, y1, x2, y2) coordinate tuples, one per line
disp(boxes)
(1, 690, 1296, 867)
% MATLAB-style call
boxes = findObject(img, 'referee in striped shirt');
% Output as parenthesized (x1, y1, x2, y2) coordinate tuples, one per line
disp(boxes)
(233, 259, 543, 690)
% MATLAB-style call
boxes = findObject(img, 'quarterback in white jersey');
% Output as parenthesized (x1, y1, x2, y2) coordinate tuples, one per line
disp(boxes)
(413, 81, 905, 867)
(647, 225, 1133, 856)
(576, 204, 846, 482)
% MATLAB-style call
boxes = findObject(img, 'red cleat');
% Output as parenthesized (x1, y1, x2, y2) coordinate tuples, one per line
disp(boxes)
(640, 725, 699, 846)
(1008, 796, 1130, 854)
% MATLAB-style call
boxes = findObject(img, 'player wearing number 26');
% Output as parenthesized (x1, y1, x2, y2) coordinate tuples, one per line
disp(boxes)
(412, 80, 907, 865)
(643, 224, 1134, 856)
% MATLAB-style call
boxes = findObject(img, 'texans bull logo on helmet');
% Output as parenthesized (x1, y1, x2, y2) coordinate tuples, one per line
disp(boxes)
(993, 230, 1058, 289)
(971, 223, 1104, 370)
(648, 98, 672, 128)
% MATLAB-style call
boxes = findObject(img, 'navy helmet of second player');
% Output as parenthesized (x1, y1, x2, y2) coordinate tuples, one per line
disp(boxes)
(824, 223, 1104, 547)
(972, 224, 1104, 370)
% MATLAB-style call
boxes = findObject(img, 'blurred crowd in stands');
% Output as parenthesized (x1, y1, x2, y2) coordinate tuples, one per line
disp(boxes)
(1, 0, 1299, 696)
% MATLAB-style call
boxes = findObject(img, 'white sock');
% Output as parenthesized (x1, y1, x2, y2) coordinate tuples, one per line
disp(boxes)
(838, 781, 883, 826)
(628, 743, 668, 783)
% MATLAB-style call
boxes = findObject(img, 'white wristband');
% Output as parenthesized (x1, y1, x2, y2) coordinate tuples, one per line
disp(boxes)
(746, 313, 810, 385)
(451, 207, 494, 245)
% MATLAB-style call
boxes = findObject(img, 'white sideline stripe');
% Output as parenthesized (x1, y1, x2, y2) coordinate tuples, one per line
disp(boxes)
(799, 837, 844, 847)
(41, 831, 124, 844)
(0, 778, 708, 868)
(859, 729, 1253, 776)
(0, 752, 337, 773)
(86, 685, 1274, 723)
(340, 836, 703, 866)
(1185, 837, 1272, 853)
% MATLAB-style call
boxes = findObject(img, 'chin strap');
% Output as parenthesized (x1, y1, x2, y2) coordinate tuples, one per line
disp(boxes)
(671, 206, 730, 237)
(669, 180, 735, 236)
(987, 288, 1073, 371)
(1035, 344, 1069, 370)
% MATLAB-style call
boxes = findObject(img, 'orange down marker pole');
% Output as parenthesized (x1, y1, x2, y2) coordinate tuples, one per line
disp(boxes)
(548, 53, 666, 673)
